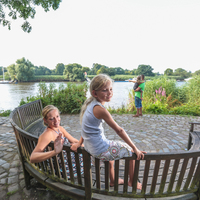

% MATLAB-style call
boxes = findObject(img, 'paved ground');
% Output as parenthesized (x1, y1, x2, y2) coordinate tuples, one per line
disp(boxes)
(0, 114, 200, 200)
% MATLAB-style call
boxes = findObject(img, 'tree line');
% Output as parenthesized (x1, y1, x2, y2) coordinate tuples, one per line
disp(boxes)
(1, 57, 199, 82)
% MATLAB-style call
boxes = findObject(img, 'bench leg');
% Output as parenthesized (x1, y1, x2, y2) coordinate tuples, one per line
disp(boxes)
(187, 133, 192, 150)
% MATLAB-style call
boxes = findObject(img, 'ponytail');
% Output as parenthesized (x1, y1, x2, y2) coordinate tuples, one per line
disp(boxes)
(80, 96, 94, 124)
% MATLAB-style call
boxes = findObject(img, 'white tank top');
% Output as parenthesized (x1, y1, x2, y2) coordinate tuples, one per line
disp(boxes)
(81, 99, 110, 156)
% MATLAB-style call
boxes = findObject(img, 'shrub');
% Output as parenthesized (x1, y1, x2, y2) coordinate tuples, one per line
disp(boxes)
(20, 82, 88, 114)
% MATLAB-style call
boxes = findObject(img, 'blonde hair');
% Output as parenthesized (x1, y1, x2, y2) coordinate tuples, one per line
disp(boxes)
(80, 74, 113, 123)
(42, 105, 59, 126)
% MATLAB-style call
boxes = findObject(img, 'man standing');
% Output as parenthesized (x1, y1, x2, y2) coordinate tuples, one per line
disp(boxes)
(133, 74, 145, 117)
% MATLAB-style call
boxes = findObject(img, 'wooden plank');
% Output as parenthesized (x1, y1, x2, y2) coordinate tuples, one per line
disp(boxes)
(105, 161, 110, 190)
(114, 159, 119, 192)
(167, 158, 180, 193)
(183, 157, 197, 190)
(190, 159, 200, 189)
(150, 159, 160, 194)
(123, 159, 129, 193)
(176, 158, 189, 192)
(159, 159, 170, 194)
(95, 158, 101, 189)
(141, 160, 150, 194)
(82, 149, 92, 200)
(132, 160, 140, 194)
(75, 152, 82, 185)
(59, 150, 68, 181)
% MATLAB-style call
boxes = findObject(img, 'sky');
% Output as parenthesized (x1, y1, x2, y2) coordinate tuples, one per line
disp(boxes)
(1, 0, 200, 74)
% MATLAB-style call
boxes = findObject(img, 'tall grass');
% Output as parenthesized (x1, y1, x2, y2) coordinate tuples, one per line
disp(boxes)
(126, 76, 200, 116)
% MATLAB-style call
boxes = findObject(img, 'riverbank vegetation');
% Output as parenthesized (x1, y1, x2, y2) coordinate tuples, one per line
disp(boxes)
(109, 76, 200, 116)
(1, 76, 199, 117)
(19, 82, 88, 114)
(2, 58, 198, 82)
(17, 75, 200, 117)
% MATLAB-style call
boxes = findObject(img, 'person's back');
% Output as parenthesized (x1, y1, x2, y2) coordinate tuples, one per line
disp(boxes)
(81, 99, 109, 156)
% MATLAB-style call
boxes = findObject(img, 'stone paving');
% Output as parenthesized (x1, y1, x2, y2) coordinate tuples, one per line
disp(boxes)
(0, 114, 200, 200)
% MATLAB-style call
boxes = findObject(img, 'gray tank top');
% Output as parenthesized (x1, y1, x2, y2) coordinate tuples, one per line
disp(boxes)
(81, 99, 110, 156)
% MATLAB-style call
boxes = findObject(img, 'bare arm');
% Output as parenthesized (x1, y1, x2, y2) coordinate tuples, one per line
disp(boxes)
(129, 80, 136, 83)
(134, 86, 141, 92)
(59, 126, 79, 144)
(71, 136, 84, 152)
(30, 131, 64, 163)
(93, 106, 146, 160)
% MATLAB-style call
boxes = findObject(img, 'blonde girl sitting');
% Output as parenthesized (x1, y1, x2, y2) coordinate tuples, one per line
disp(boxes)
(71, 74, 146, 189)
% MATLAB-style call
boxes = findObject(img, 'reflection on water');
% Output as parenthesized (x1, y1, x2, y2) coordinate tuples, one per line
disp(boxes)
(0, 81, 186, 111)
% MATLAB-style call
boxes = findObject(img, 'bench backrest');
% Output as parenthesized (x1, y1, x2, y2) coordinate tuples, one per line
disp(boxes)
(10, 100, 200, 199)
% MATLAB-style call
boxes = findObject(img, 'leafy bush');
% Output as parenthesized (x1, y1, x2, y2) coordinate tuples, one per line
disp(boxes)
(20, 82, 88, 114)
(0, 110, 11, 117)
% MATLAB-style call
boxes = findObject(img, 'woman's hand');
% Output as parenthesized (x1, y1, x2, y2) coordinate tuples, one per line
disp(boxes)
(133, 149, 147, 160)
(54, 133, 64, 154)
(71, 143, 80, 152)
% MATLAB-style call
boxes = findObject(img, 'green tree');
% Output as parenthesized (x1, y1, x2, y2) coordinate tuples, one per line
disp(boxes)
(107, 67, 116, 76)
(51, 69, 56, 75)
(164, 68, 173, 76)
(7, 58, 35, 81)
(174, 68, 191, 78)
(7, 64, 17, 80)
(82, 67, 90, 74)
(124, 69, 131, 75)
(114, 67, 125, 75)
(136, 64, 154, 76)
(34, 66, 51, 75)
(55, 63, 65, 75)
(91, 63, 104, 75)
(63, 63, 85, 81)
(0, 0, 62, 32)
(97, 66, 108, 75)
(193, 70, 200, 76)
(0, 66, 3, 75)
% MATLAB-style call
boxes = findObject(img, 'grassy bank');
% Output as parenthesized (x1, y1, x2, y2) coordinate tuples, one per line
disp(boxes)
(29, 75, 68, 82)
(108, 76, 200, 116)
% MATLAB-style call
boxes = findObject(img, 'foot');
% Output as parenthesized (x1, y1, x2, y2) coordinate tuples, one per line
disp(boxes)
(110, 178, 124, 187)
(128, 181, 142, 190)
(133, 115, 139, 117)
(139, 114, 143, 116)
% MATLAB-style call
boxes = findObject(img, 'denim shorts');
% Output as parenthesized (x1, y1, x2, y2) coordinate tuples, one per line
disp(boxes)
(135, 96, 142, 108)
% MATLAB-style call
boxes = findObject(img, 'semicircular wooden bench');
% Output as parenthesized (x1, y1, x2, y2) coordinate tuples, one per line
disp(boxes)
(10, 100, 200, 200)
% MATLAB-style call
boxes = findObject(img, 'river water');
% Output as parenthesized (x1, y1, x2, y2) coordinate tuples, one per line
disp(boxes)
(0, 81, 186, 111)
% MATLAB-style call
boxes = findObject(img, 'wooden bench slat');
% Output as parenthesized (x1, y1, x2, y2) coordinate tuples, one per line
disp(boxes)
(105, 161, 109, 190)
(123, 158, 129, 193)
(59, 150, 68, 181)
(150, 159, 161, 194)
(141, 160, 150, 194)
(183, 157, 197, 190)
(114, 160, 119, 192)
(132, 160, 140, 194)
(176, 158, 189, 192)
(74, 152, 82, 185)
(95, 158, 101, 189)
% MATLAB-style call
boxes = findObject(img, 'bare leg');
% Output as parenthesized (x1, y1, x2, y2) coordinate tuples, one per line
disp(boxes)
(133, 108, 140, 117)
(109, 160, 124, 187)
(139, 107, 143, 116)
(128, 160, 142, 190)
